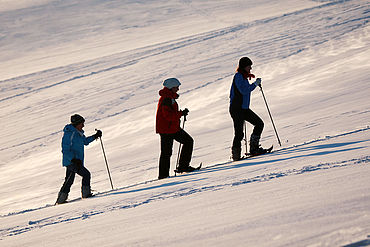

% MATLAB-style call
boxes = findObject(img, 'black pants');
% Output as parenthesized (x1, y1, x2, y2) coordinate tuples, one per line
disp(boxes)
(230, 108, 264, 151)
(60, 162, 91, 194)
(159, 129, 194, 179)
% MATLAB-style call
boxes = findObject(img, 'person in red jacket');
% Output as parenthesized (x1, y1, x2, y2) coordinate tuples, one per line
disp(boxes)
(156, 78, 196, 179)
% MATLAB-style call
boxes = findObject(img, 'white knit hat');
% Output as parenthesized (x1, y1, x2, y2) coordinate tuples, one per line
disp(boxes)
(163, 78, 181, 89)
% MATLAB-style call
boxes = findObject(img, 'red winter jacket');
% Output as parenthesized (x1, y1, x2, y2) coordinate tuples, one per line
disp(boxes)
(156, 87, 183, 134)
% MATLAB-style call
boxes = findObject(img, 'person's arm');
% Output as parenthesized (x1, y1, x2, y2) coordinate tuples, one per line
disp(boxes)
(84, 135, 96, 145)
(84, 130, 102, 145)
(161, 98, 183, 121)
(234, 73, 258, 94)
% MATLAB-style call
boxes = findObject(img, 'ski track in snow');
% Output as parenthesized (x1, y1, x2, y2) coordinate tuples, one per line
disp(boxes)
(0, 155, 368, 239)
(0, 126, 369, 239)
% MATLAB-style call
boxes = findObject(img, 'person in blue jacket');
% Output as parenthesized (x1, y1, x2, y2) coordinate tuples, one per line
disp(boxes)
(56, 114, 102, 204)
(229, 57, 268, 160)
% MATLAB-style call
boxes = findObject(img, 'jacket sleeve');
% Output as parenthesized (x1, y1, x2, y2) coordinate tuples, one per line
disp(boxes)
(62, 131, 75, 164)
(161, 98, 182, 121)
(161, 105, 182, 121)
(84, 135, 96, 145)
(234, 73, 257, 95)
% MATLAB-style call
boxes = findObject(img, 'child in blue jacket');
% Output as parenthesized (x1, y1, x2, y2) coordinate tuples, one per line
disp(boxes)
(56, 114, 102, 204)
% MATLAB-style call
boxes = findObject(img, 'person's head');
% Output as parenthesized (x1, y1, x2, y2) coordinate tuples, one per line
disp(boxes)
(163, 78, 181, 93)
(237, 57, 253, 74)
(71, 114, 85, 131)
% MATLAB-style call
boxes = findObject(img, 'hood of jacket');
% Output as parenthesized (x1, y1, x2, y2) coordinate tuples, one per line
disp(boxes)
(63, 124, 84, 135)
(159, 87, 179, 99)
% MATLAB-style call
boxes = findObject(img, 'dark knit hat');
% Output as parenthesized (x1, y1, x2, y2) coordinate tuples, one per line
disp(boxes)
(71, 114, 85, 126)
(238, 57, 253, 68)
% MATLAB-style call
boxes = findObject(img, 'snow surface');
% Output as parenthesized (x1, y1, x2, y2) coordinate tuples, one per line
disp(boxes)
(0, 0, 370, 246)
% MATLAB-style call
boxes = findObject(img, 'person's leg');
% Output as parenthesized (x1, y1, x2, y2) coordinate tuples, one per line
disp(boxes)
(243, 109, 264, 137)
(230, 110, 244, 160)
(72, 163, 93, 198)
(174, 129, 194, 170)
(244, 109, 264, 154)
(56, 166, 76, 204)
(158, 134, 174, 179)
(60, 166, 76, 194)
(75, 165, 91, 187)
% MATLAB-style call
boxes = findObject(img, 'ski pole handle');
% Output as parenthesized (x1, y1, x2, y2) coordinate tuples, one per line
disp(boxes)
(182, 108, 189, 122)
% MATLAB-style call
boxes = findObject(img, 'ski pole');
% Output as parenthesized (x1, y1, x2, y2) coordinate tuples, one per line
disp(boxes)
(244, 122, 248, 155)
(175, 115, 187, 176)
(259, 85, 282, 146)
(96, 130, 114, 189)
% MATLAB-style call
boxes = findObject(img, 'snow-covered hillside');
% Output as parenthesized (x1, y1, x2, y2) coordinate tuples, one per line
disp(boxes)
(1, 0, 369, 246)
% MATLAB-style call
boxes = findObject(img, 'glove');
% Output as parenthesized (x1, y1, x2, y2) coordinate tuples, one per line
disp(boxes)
(94, 129, 102, 139)
(182, 108, 189, 117)
(254, 78, 262, 87)
(71, 158, 82, 166)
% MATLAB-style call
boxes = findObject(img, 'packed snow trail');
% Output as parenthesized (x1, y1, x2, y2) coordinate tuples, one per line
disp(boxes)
(1, 152, 369, 243)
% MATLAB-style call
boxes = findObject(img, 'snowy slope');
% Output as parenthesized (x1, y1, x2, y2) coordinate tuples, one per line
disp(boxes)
(0, 0, 370, 246)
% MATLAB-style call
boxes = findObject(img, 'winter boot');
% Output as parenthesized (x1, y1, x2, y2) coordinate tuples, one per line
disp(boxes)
(231, 146, 242, 161)
(158, 175, 169, 180)
(250, 134, 267, 155)
(81, 185, 94, 198)
(56, 192, 68, 204)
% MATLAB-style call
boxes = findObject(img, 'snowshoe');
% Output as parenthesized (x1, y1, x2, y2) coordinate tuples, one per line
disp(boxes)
(82, 185, 95, 199)
(248, 145, 273, 157)
(55, 192, 68, 205)
(175, 163, 202, 173)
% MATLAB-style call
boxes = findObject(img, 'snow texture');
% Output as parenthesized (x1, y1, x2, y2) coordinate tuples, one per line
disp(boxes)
(0, 0, 369, 246)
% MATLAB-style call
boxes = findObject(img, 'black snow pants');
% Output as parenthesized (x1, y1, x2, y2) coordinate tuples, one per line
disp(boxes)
(230, 107, 264, 151)
(60, 162, 91, 194)
(159, 129, 194, 179)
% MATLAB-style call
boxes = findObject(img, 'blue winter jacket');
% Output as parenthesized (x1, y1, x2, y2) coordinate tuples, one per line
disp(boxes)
(61, 124, 96, 167)
(229, 72, 257, 109)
